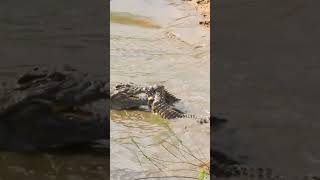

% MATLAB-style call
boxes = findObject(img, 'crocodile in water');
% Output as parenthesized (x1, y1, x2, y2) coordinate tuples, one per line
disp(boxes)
(145, 84, 211, 124)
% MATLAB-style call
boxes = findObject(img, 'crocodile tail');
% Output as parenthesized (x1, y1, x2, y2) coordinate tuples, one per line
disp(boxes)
(149, 90, 208, 124)
(152, 100, 210, 124)
(216, 164, 320, 180)
(152, 100, 184, 119)
(216, 164, 286, 179)
(178, 114, 210, 124)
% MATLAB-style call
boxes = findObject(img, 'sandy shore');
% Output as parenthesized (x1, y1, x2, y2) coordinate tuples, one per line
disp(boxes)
(185, 0, 210, 28)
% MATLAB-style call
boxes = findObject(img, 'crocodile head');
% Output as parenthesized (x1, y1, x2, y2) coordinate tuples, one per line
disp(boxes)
(0, 66, 107, 151)
(110, 83, 180, 110)
(110, 83, 149, 110)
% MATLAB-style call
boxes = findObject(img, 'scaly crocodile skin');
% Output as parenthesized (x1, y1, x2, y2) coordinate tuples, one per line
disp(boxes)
(145, 84, 210, 124)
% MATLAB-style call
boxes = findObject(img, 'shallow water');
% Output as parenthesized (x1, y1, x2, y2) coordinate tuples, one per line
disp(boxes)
(110, 0, 210, 179)
(0, 0, 108, 179)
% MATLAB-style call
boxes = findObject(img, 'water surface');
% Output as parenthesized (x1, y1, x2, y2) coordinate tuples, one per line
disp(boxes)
(110, 0, 210, 179)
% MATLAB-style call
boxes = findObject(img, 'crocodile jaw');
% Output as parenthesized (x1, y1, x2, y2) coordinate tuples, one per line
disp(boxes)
(111, 93, 149, 110)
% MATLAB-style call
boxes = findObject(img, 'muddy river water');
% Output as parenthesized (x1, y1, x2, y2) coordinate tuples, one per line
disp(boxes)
(110, 0, 210, 179)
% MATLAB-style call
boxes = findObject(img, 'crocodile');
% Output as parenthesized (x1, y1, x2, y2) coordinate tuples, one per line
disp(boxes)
(212, 150, 320, 180)
(110, 83, 180, 110)
(111, 84, 218, 126)
(0, 65, 108, 151)
(110, 83, 151, 110)
(144, 84, 211, 124)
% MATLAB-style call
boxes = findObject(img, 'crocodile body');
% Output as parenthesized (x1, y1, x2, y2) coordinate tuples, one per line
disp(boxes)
(110, 83, 180, 111)
(145, 84, 210, 124)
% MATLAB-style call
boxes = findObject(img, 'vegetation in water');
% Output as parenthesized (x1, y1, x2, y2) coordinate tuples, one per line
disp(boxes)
(111, 110, 210, 179)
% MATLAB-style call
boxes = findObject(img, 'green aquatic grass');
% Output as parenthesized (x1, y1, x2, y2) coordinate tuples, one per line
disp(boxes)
(198, 167, 207, 180)
(111, 110, 169, 126)
(111, 110, 210, 178)
(110, 12, 161, 29)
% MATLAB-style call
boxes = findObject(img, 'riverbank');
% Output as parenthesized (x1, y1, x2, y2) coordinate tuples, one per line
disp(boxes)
(185, 0, 210, 28)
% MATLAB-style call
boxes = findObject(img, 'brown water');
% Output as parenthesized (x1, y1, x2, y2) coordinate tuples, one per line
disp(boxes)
(0, 0, 108, 179)
(110, 0, 210, 179)
(214, 0, 320, 178)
